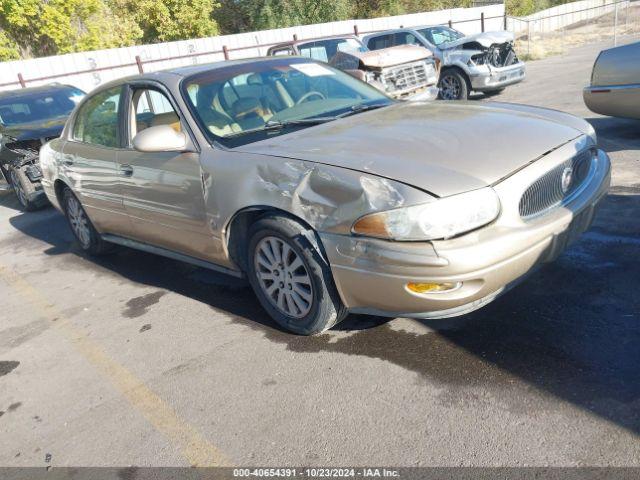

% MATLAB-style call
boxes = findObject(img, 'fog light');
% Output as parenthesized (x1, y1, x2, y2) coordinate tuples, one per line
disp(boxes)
(406, 282, 461, 294)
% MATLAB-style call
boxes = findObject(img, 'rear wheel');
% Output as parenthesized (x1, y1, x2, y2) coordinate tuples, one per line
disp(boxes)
(439, 70, 470, 100)
(246, 215, 347, 335)
(63, 188, 112, 255)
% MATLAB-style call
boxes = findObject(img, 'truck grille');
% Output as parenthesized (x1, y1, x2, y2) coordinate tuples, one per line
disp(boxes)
(381, 61, 432, 94)
(519, 149, 595, 219)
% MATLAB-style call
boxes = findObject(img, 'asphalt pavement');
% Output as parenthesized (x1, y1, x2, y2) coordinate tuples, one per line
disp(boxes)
(0, 38, 639, 468)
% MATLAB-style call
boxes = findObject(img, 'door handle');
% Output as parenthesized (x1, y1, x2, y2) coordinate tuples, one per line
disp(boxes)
(63, 155, 74, 166)
(119, 164, 134, 177)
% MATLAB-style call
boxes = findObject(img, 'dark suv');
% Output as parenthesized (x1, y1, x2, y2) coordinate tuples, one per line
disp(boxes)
(0, 83, 85, 210)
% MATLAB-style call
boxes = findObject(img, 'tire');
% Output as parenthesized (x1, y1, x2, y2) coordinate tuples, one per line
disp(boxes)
(9, 167, 47, 211)
(62, 188, 112, 255)
(438, 70, 470, 100)
(246, 215, 347, 335)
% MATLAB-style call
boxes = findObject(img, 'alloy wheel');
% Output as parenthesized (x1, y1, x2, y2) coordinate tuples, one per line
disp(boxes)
(440, 75, 462, 100)
(66, 195, 91, 249)
(254, 236, 314, 319)
(10, 170, 27, 207)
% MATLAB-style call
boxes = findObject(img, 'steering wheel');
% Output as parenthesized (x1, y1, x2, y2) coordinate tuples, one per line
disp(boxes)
(296, 91, 326, 105)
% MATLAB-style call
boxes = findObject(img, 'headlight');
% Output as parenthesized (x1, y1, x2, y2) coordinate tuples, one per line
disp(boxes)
(424, 61, 438, 84)
(468, 54, 486, 67)
(365, 71, 376, 84)
(352, 187, 501, 241)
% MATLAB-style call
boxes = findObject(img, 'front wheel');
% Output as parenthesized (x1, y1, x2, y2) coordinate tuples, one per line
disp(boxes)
(9, 167, 46, 211)
(246, 215, 347, 335)
(63, 188, 112, 255)
(438, 70, 469, 100)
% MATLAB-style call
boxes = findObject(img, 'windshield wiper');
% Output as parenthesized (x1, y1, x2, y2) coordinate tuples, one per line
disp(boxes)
(336, 102, 389, 119)
(225, 117, 335, 138)
(224, 103, 389, 138)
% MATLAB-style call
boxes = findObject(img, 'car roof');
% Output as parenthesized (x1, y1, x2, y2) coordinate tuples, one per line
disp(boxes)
(91, 56, 328, 93)
(0, 83, 81, 100)
(363, 26, 441, 39)
(269, 34, 360, 50)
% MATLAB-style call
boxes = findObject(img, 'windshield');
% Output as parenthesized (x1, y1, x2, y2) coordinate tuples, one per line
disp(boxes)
(182, 58, 392, 148)
(418, 26, 465, 46)
(0, 87, 85, 127)
(297, 38, 368, 62)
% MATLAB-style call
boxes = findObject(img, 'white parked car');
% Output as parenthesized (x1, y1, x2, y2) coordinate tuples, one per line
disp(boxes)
(364, 26, 526, 100)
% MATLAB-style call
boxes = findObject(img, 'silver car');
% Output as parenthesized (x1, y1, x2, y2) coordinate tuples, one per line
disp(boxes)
(364, 26, 526, 100)
(40, 57, 610, 335)
(583, 41, 640, 119)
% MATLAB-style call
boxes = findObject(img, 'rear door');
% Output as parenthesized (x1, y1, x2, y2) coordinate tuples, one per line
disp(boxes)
(62, 85, 132, 235)
(117, 83, 212, 259)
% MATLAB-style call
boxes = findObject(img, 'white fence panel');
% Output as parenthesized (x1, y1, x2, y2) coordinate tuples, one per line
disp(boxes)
(508, 0, 628, 36)
(0, 4, 504, 93)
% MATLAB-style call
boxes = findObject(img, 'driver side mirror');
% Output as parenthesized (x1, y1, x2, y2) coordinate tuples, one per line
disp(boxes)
(132, 125, 190, 153)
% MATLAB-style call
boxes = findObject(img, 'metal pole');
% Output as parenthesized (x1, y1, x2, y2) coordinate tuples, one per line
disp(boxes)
(481, 12, 485, 32)
(135, 55, 144, 73)
(17, 73, 26, 88)
(222, 45, 229, 60)
(614, 1, 618, 46)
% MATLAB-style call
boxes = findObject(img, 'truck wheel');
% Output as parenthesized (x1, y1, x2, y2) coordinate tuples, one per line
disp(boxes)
(246, 215, 347, 335)
(9, 167, 45, 211)
(439, 70, 469, 100)
(62, 188, 112, 255)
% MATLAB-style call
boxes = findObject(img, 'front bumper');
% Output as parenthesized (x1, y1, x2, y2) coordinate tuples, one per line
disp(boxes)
(404, 86, 439, 102)
(321, 142, 610, 319)
(469, 61, 526, 91)
(583, 84, 640, 120)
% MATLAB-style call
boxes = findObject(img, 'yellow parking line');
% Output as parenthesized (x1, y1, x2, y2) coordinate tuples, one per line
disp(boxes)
(0, 264, 232, 467)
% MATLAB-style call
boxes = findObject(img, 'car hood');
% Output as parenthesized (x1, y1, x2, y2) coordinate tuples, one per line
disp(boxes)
(0, 116, 67, 142)
(441, 30, 514, 50)
(351, 45, 432, 69)
(235, 101, 586, 197)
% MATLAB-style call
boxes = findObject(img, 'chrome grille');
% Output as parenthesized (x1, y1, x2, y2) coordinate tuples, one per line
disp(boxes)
(381, 61, 431, 93)
(519, 149, 595, 219)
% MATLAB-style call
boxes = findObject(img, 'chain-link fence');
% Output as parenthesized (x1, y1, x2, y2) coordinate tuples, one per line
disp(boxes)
(510, 0, 640, 60)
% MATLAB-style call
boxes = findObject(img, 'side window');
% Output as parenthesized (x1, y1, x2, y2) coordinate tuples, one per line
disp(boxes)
(130, 88, 181, 141)
(298, 43, 329, 62)
(398, 33, 419, 45)
(271, 48, 294, 56)
(73, 87, 122, 147)
(368, 34, 394, 51)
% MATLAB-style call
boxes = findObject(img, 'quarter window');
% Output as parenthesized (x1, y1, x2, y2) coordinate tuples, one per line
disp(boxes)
(73, 87, 122, 147)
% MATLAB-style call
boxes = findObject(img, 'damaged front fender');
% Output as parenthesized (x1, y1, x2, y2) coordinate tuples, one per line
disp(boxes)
(199, 149, 435, 268)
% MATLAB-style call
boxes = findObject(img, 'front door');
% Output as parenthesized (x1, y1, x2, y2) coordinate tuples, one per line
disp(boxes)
(117, 85, 213, 260)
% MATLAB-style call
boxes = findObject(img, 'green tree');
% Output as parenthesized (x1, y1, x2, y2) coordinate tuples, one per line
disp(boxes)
(0, 29, 20, 60)
(0, 0, 142, 57)
(116, 0, 220, 43)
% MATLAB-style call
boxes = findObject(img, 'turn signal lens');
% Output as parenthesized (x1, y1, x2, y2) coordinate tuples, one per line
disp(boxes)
(406, 282, 460, 294)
